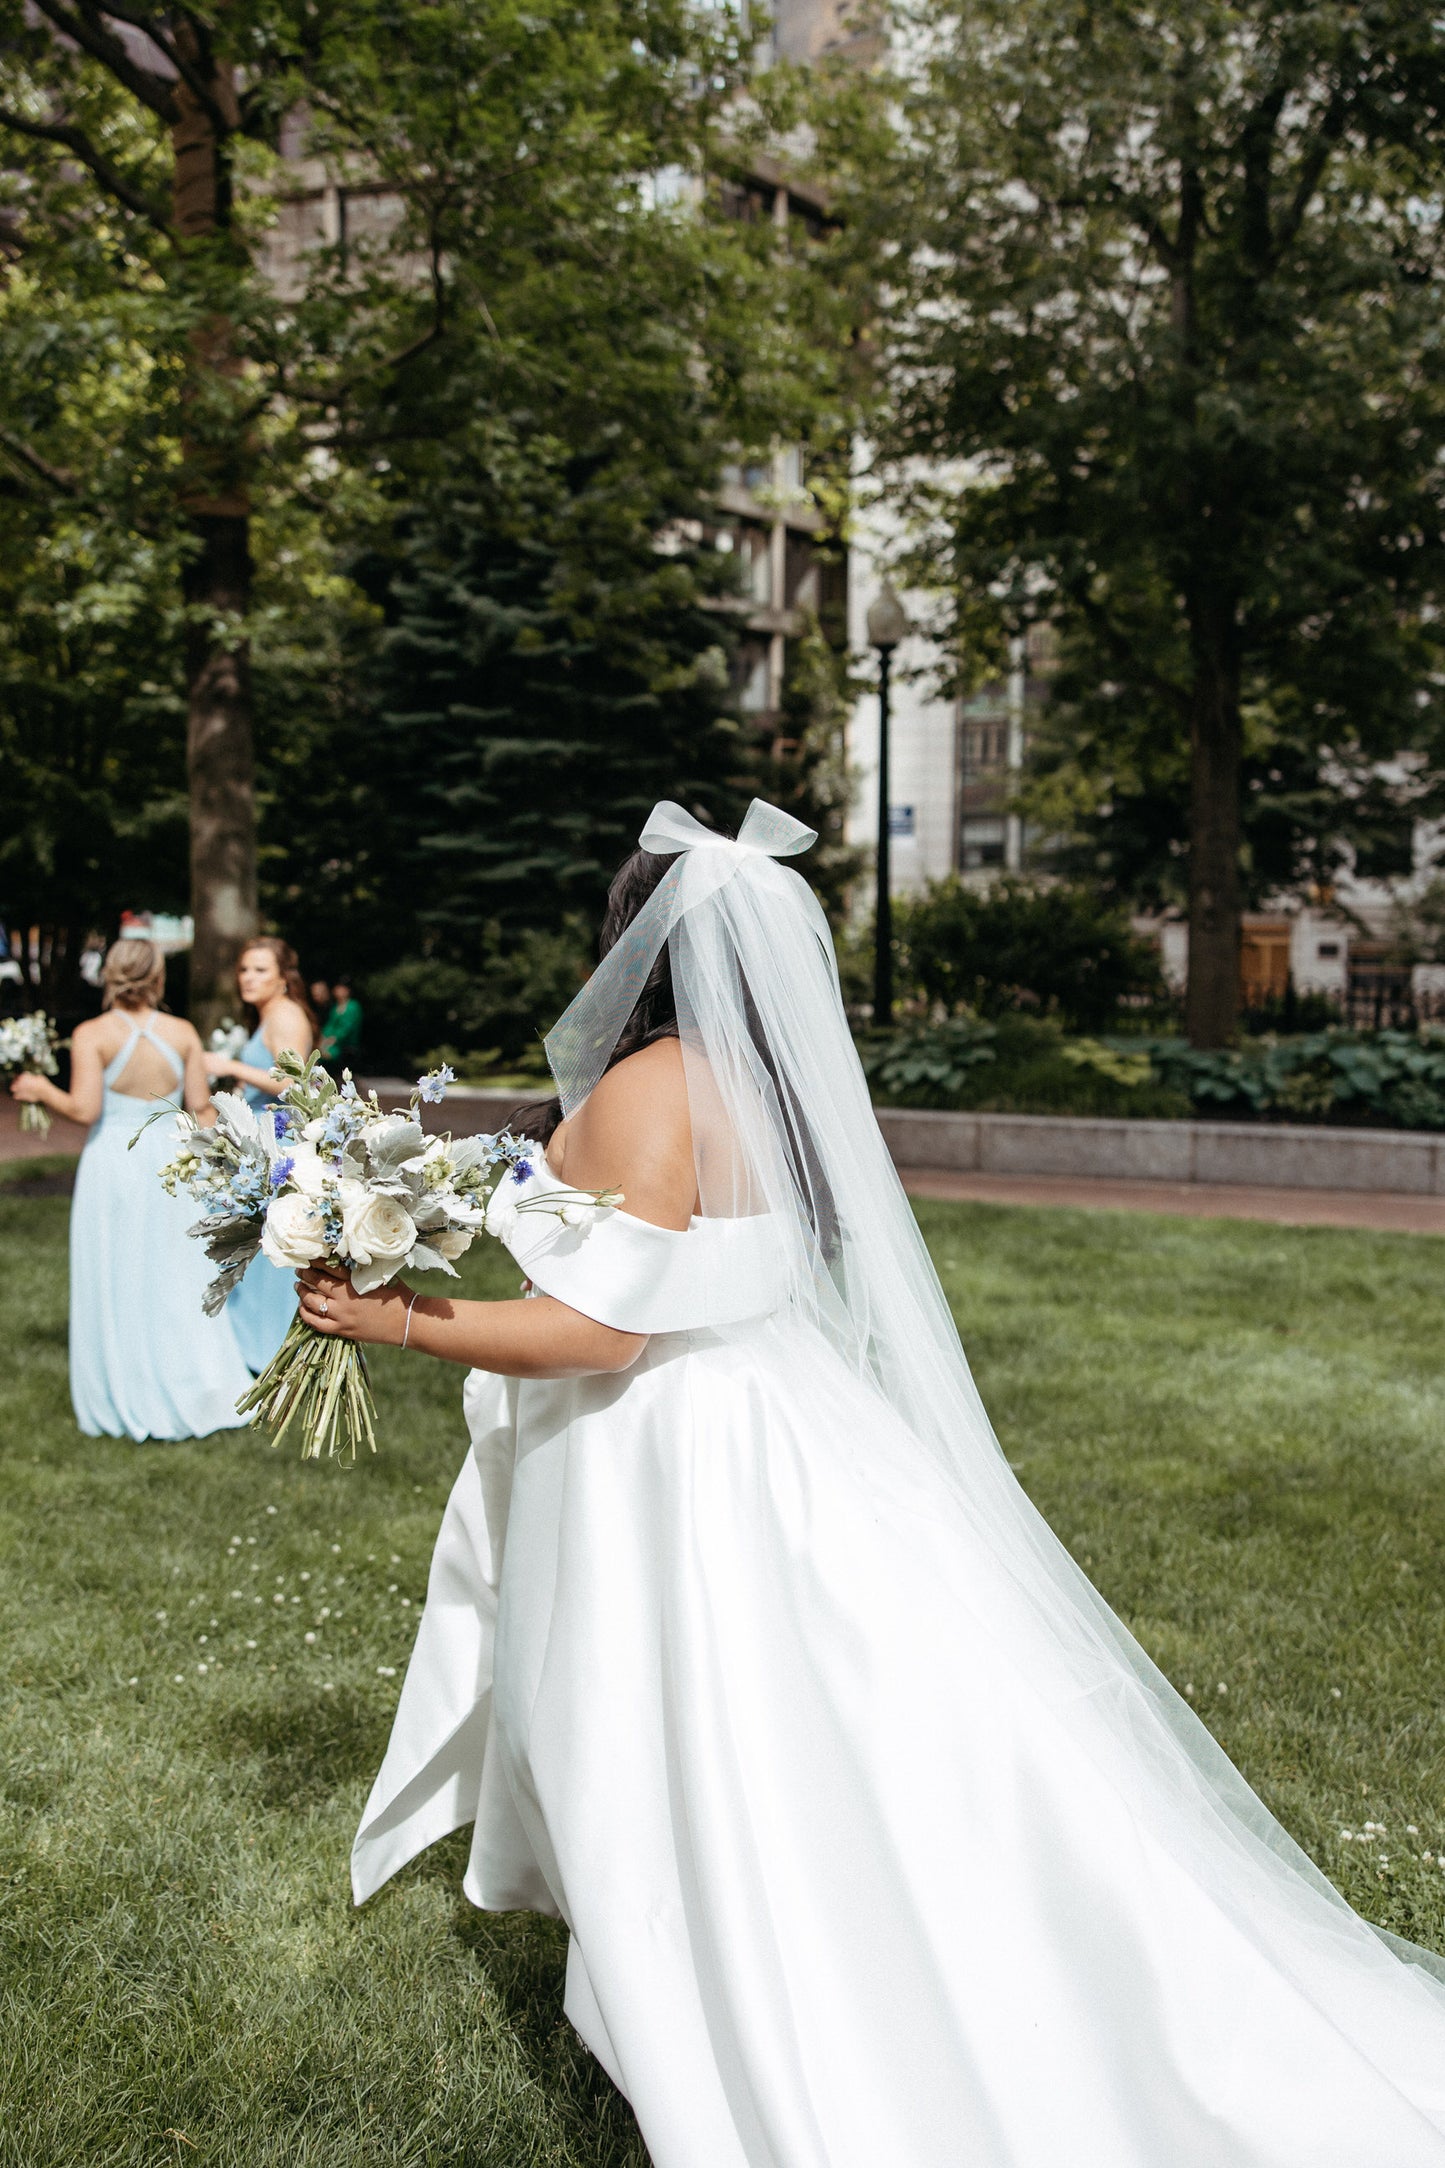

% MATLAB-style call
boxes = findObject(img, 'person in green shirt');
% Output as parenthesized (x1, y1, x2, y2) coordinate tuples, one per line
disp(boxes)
(320, 979, 364, 1069)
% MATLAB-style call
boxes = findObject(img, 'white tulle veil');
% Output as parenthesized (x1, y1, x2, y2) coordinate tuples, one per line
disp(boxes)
(544, 797, 1445, 2001)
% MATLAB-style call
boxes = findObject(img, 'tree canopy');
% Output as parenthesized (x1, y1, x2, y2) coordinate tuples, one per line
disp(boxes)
(835, 0, 1445, 1042)
(0, 0, 848, 1020)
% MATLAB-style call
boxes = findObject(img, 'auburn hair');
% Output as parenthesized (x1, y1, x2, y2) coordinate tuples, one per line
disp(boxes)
(238, 935, 318, 1039)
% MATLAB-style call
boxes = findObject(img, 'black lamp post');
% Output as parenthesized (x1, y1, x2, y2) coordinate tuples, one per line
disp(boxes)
(866, 581, 908, 1029)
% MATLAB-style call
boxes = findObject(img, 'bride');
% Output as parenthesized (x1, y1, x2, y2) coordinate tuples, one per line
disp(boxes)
(300, 800, 1445, 2167)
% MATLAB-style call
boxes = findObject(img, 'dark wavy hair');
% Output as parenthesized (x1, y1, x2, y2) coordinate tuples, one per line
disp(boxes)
(519, 848, 680, 1142)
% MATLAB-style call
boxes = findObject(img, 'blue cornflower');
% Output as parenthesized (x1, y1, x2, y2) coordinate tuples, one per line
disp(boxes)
(269, 1155, 294, 1191)
(511, 1159, 534, 1186)
(418, 1064, 456, 1105)
(272, 1109, 292, 1140)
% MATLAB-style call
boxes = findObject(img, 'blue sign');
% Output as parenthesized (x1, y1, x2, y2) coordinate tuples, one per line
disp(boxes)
(888, 805, 916, 838)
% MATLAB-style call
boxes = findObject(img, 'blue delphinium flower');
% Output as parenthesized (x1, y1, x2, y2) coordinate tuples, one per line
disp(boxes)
(418, 1064, 456, 1105)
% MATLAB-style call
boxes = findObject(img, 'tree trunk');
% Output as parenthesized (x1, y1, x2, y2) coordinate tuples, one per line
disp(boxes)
(1184, 628, 1243, 1048)
(171, 38, 256, 1036)
(184, 515, 256, 1037)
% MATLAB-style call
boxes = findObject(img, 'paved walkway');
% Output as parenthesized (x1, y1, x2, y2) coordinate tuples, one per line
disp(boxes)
(5, 1097, 1442, 1234)
(902, 1166, 1445, 1236)
(0, 1098, 88, 1161)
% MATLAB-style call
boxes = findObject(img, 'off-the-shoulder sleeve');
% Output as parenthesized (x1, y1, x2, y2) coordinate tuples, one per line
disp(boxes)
(497, 1200, 785, 1335)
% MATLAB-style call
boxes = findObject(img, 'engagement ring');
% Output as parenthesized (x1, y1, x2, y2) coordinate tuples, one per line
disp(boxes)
(318, 1297, 329, 1316)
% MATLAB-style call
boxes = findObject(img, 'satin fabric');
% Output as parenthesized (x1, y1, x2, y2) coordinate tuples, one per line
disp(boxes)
(68, 1023, 252, 1441)
(225, 1025, 298, 1372)
(355, 1172, 1445, 2165)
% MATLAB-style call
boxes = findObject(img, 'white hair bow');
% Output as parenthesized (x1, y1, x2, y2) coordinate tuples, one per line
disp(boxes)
(639, 798, 817, 860)
(544, 797, 818, 1113)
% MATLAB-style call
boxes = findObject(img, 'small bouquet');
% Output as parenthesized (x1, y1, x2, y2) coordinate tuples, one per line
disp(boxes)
(160, 1054, 620, 1461)
(208, 1017, 249, 1061)
(0, 1010, 61, 1135)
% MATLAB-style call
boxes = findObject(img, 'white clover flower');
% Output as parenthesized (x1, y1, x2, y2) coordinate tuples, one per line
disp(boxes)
(304, 1632, 316, 1645)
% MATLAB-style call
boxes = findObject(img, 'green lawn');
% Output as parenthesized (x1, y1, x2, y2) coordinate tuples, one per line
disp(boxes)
(2, 1190, 1444, 2164)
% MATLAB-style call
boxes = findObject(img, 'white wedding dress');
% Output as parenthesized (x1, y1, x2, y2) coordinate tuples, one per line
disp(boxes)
(353, 802, 1445, 2167)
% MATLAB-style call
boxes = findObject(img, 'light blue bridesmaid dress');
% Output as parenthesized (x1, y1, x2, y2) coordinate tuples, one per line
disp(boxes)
(70, 1019, 253, 1441)
(224, 1022, 298, 1373)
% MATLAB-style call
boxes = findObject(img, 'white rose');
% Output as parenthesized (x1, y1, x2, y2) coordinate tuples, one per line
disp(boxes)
(338, 1180, 416, 1272)
(261, 1192, 329, 1269)
(431, 1225, 473, 1261)
(284, 1141, 331, 1198)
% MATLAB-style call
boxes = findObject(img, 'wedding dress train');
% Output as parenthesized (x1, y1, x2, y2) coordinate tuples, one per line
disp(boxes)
(353, 799, 1445, 2166)
(354, 1163, 1445, 2168)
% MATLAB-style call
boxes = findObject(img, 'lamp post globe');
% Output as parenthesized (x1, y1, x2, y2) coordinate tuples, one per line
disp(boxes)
(867, 581, 907, 1029)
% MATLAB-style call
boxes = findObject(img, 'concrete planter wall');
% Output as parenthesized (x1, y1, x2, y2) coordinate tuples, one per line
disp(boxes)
(373, 1080, 1444, 1197)
(875, 1106, 1445, 1196)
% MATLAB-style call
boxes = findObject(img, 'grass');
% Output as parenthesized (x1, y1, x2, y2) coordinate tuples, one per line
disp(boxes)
(2, 1193, 1444, 2163)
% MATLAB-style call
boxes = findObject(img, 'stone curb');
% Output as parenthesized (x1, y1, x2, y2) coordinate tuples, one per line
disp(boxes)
(365, 1081, 1443, 1200)
(874, 1108, 1443, 1197)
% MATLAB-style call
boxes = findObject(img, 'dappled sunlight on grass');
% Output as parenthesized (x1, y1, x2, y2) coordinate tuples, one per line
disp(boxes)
(1, 1191, 1443, 2159)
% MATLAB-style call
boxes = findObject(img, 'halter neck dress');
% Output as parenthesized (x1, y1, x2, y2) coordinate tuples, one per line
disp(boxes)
(68, 1017, 252, 1441)
(353, 1156, 1445, 2168)
(224, 1022, 299, 1373)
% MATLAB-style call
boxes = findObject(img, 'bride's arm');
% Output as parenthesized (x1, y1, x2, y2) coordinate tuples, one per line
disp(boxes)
(294, 1039, 695, 1379)
(295, 1275, 646, 1378)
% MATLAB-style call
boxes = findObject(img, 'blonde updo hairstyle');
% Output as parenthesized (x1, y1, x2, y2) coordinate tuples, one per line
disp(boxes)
(102, 937, 166, 1012)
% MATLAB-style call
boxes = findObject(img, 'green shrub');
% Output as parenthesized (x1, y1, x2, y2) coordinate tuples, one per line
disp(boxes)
(860, 1014, 1192, 1118)
(365, 920, 592, 1074)
(894, 877, 1166, 1030)
(1125, 1029, 1445, 1129)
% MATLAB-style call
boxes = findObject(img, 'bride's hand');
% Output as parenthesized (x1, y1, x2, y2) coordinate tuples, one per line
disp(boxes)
(296, 1265, 411, 1346)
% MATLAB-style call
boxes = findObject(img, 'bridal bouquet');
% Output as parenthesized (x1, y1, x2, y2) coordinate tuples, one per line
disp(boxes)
(159, 1054, 620, 1461)
(0, 1010, 61, 1135)
(208, 1017, 249, 1061)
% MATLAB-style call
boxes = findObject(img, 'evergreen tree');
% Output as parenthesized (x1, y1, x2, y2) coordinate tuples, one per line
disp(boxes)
(370, 483, 749, 949)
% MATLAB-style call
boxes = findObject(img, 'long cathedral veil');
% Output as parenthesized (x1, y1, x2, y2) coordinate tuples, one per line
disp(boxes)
(545, 798, 1445, 2009)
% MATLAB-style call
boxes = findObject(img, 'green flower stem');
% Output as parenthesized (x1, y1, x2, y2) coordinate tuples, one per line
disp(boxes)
(236, 1315, 377, 1463)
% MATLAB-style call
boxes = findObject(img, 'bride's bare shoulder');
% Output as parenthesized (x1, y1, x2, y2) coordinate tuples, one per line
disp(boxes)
(562, 1039, 694, 1230)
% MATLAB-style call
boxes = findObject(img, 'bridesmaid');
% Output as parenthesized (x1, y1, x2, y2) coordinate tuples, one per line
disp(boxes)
(205, 935, 316, 1374)
(9, 938, 253, 1441)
